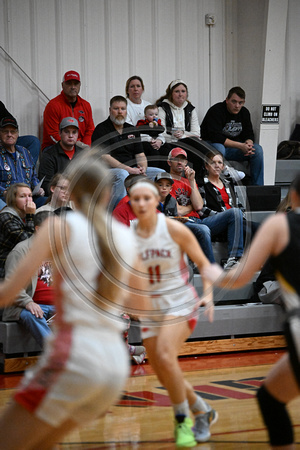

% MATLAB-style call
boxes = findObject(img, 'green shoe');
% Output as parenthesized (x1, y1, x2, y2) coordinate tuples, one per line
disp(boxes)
(174, 417, 197, 448)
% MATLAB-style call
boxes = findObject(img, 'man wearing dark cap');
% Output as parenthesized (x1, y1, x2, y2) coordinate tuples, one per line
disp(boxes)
(42, 70, 94, 150)
(0, 117, 45, 208)
(39, 117, 83, 195)
(0, 101, 40, 165)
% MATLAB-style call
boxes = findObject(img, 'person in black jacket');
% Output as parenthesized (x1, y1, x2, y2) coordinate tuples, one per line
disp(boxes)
(0, 101, 40, 165)
(201, 86, 264, 185)
(199, 151, 260, 247)
(39, 117, 83, 196)
(155, 172, 178, 216)
(92, 96, 162, 208)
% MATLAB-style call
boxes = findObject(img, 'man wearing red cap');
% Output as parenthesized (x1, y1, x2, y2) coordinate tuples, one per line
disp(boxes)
(168, 147, 244, 267)
(167, 147, 215, 263)
(42, 71, 95, 150)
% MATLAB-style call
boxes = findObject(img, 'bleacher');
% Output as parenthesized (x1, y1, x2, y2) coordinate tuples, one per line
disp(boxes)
(1, 159, 299, 372)
(180, 158, 300, 357)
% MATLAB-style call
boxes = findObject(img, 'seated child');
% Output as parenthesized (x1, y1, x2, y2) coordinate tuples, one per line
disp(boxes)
(136, 105, 168, 170)
(136, 104, 165, 135)
(113, 174, 146, 226)
(155, 172, 178, 216)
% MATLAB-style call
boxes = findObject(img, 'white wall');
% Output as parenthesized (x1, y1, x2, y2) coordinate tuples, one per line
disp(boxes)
(0, 0, 229, 139)
(0, 0, 299, 152)
(235, 0, 268, 137)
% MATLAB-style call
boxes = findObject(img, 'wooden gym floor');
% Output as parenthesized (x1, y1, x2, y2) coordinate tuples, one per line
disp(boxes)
(1, 349, 300, 449)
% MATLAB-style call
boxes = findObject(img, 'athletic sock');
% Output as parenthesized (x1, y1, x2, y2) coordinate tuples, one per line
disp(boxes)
(173, 399, 190, 422)
(128, 344, 135, 355)
(190, 394, 210, 415)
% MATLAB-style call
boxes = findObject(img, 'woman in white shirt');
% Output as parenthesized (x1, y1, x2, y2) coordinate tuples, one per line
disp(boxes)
(125, 75, 167, 169)
(157, 80, 214, 182)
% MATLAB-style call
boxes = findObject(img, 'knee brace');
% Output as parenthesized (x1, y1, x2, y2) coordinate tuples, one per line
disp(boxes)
(257, 384, 294, 446)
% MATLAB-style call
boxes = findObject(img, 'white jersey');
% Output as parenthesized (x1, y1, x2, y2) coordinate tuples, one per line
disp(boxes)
(55, 211, 137, 332)
(14, 211, 133, 427)
(133, 214, 199, 318)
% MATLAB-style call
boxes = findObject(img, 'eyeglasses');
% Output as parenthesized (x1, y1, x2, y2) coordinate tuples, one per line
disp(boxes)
(56, 186, 69, 192)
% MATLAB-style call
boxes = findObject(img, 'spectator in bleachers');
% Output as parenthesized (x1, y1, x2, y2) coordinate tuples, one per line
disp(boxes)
(2, 211, 55, 348)
(198, 151, 245, 268)
(42, 71, 94, 150)
(200, 150, 259, 237)
(136, 104, 169, 170)
(92, 95, 163, 208)
(0, 183, 35, 279)
(39, 117, 83, 196)
(112, 174, 146, 226)
(200, 86, 264, 186)
(167, 147, 215, 263)
(36, 173, 71, 213)
(125, 75, 151, 126)
(125, 76, 168, 169)
(157, 80, 212, 182)
(0, 100, 40, 165)
(155, 172, 178, 216)
(0, 117, 45, 209)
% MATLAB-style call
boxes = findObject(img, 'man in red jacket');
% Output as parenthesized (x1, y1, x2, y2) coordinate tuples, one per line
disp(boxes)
(42, 71, 95, 150)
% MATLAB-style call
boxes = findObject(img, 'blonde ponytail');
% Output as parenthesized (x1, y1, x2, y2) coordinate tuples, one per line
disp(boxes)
(64, 149, 123, 305)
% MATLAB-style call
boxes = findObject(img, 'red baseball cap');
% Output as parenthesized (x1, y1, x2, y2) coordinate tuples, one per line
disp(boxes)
(62, 71, 81, 82)
(168, 147, 187, 159)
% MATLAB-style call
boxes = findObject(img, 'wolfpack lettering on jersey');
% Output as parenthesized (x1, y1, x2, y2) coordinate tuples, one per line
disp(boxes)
(133, 213, 199, 327)
(140, 248, 171, 261)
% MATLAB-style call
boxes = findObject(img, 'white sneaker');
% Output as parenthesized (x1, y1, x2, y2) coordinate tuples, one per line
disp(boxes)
(132, 352, 146, 364)
(223, 166, 245, 182)
(223, 257, 240, 270)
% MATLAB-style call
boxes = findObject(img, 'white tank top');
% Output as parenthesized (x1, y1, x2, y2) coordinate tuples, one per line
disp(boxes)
(55, 211, 137, 331)
(133, 214, 198, 315)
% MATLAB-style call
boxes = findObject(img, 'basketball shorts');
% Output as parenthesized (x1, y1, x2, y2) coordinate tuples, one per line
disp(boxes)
(14, 325, 129, 427)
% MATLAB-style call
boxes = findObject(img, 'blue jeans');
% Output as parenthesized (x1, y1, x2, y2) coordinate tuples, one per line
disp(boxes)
(17, 135, 41, 166)
(201, 208, 244, 258)
(185, 220, 215, 263)
(33, 195, 47, 208)
(209, 142, 264, 186)
(19, 304, 55, 348)
(111, 166, 165, 209)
